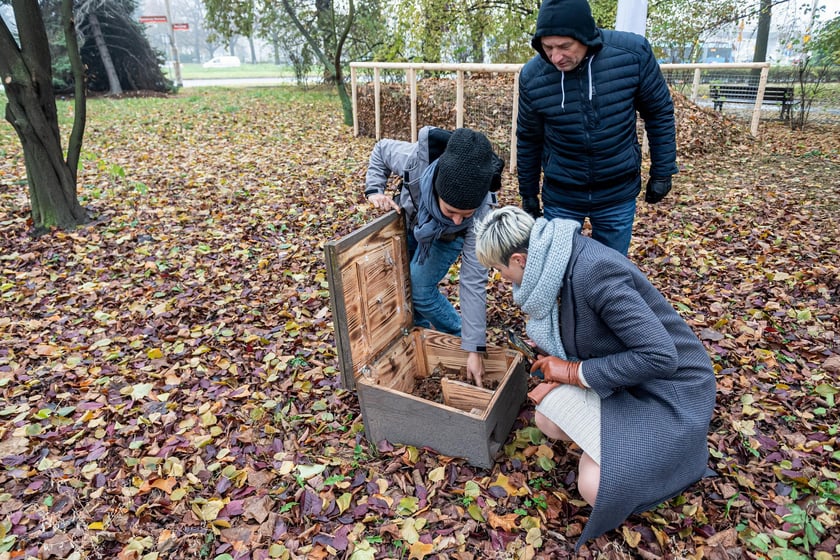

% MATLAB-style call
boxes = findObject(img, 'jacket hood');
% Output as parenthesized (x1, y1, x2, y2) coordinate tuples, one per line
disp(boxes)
(531, 0, 603, 63)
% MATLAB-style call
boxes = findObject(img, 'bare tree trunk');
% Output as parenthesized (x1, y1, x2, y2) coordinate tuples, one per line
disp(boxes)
(88, 13, 122, 95)
(316, 0, 336, 83)
(751, 0, 771, 79)
(248, 35, 257, 63)
(0, 0, 87, 234)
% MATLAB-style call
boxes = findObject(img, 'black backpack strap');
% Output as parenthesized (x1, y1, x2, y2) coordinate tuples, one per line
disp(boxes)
(427, 128, 452, 163)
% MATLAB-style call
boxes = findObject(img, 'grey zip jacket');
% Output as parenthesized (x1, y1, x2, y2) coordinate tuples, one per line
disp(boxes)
(364, 126, 496, 354)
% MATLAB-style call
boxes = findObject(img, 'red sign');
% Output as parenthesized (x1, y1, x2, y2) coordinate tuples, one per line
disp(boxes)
(172, 23, 190, 31)
(139, 15, 167, 24)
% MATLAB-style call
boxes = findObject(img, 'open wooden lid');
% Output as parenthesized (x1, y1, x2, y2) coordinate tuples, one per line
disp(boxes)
(324, 211, 413, 390)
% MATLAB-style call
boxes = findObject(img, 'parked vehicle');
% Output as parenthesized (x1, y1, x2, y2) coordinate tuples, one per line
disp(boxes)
(202, 56, 241, 69)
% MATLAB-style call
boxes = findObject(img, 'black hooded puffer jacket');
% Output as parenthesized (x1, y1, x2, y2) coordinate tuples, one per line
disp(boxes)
(517, 0, 677, 206)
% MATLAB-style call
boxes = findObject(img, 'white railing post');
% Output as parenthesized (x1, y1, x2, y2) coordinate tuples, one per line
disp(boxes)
(510, 71, 520, 174)
(374, 67, 381, 140)
(408, 68, 417, 142)
(752, 65, 770, 137)
(351, 66, 359, 136)
(456, 70, 465, 129)
(692, 68, 701, 102)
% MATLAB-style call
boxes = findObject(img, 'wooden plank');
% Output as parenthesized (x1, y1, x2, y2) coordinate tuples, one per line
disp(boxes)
(441, 378, 493, 414)
(358, 381, 494, 468)
(366, 334, 418, 394)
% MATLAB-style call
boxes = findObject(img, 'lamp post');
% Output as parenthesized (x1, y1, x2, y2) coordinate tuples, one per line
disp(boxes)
(164, 0, 182, 86)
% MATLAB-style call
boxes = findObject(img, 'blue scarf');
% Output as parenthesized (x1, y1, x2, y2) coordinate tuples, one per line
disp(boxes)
(412, 160, 473, 264)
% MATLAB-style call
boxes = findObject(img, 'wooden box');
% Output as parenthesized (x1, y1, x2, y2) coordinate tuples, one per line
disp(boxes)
(325, 211, 527, 469)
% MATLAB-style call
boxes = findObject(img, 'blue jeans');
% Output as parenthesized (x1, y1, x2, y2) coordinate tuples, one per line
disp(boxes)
(543, 176, 641, 256)
(408, 235, 464, 335)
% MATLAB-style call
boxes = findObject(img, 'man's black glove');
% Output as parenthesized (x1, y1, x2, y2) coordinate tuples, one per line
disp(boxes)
(645, 176, 672, 204)
(521, 195, 542, 218)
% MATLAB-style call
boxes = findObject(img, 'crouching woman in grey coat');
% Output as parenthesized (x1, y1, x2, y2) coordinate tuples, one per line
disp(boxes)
(474, 206, 717, 550)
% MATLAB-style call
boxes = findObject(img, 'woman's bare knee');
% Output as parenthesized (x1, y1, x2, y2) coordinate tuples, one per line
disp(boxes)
(578, 453, 600, 506)
(535, 411, 571, 441)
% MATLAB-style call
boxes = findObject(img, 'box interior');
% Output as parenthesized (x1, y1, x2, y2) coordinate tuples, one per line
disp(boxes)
(326, 211, 522, 417)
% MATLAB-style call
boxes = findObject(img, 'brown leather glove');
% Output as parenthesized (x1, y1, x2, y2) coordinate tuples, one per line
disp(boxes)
(528, 382, 560, 405)
(530, 356, 584, 388)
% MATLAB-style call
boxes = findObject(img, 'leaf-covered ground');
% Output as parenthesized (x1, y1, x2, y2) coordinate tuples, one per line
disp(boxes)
(0, 87, 838, 560)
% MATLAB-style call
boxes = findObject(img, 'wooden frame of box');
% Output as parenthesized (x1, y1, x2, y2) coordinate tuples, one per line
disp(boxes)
(325, 211, 527, 469)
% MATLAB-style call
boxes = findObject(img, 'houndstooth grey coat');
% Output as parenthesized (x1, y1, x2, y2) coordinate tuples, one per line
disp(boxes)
(556, 234, 717, 549)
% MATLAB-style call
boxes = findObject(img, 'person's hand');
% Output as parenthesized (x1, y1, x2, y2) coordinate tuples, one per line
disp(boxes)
(466, 352, 485, 388)
(645, 176, 672, 204)
(367, 192, 400, 212)
(530, 356, 583, 387)
(521, 195, 542, 218)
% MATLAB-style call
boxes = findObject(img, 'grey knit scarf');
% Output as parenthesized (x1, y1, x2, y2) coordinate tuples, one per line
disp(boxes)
(513, 218, 581, 359)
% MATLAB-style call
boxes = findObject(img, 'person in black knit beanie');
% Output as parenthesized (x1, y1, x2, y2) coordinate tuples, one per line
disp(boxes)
(364, 127, 504, 388)
(517, 0, 678, 256)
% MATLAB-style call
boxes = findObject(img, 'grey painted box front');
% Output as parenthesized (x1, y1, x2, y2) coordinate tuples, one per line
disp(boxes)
(325, 211, 527, 469)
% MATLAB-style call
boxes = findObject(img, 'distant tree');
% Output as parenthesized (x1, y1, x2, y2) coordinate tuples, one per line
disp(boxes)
(279, 0, 354, 122)
(0, 0, 88, 233)
(784, 10, 839, 129)
(647, 0, 742, 63)
(75, 0, 171, 93)
(203, 0, 356, 124)
(812, 15, 840, 65)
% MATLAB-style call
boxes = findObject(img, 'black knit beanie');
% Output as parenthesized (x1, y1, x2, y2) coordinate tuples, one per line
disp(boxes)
(531, 0, 603, 59)
(434, 128, 495, 210)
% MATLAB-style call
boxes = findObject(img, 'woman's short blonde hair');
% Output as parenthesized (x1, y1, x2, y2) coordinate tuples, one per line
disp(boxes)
(474, 206, 535, 268)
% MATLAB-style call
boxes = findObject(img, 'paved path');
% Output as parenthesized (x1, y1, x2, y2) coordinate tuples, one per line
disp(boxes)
(181, 77, 296, 88)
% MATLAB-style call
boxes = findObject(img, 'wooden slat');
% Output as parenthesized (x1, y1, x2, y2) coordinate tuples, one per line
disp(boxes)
(441, 378, 494, 414)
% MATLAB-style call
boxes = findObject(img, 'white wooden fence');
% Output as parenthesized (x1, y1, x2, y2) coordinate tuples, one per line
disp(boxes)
(349, 61, 774, 166)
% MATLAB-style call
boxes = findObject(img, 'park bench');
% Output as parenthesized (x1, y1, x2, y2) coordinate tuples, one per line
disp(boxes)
(710, 84, 795, 120)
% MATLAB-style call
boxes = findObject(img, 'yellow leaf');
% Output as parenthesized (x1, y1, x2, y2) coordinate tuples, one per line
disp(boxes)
(397, 496, 419, 516)
(401, 520, 420, 544)
(89, 521, 105, 530)
(150, 477, 178, 494)
(535, 444, 554, 458)
(147, 348, 164, 359)
(427, 466, 445, 482)
(296, 463, 326, 480)
(489, 473, 529, 497)
(467, 503, 485, 522)
(36, 344, 60, 356)
(519, 515, 540, 530)
(200, 410, 217, 426)
(464, 480, 481, 498)
(121, 382, 153, 401)
(349, 539, 376, 560)
(488, 511, 519, 531)
(622, 526, 642, 548)
(337, 492, 352, 514)
(403, 446, 419, 465)
(407, 541, 434, 560)
(192, 498, 226, 521)
(525, 527, 542, 547)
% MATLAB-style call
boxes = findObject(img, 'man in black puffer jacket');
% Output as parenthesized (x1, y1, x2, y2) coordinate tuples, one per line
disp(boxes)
(517, 0, 677, 255)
